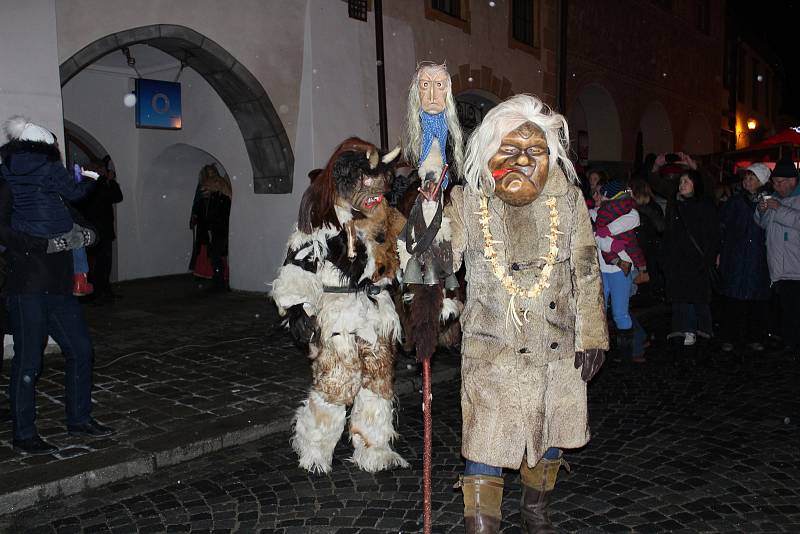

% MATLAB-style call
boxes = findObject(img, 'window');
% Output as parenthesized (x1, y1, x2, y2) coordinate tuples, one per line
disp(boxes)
(511, 0, 535, 47)
(752, 58, 759, 111)
(508, 0, 539, 55)
(432, 0, 460, 18)
(425, 0, 470, 32)
(696, 0, 710, 34)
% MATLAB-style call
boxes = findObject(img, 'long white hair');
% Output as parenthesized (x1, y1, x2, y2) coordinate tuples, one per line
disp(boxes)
(401, 63, 464, 178)
(463, 94, 577, 195)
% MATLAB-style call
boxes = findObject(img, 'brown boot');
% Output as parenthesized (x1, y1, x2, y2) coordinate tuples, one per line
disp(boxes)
(519, 455, 570, 533)
(456, 474, 504, 534)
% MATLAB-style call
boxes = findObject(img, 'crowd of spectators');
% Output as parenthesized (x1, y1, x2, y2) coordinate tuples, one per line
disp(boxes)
(582, 150, 800, 362)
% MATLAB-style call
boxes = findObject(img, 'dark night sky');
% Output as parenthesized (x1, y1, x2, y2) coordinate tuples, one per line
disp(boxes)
(731, 0, 800, 119)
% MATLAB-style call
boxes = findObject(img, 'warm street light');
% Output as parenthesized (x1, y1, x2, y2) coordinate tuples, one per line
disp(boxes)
(747, 118, 758, 130)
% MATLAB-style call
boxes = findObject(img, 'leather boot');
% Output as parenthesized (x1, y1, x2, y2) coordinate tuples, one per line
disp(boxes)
(457, 474, 504, 534)
(519, 455, 569, 533)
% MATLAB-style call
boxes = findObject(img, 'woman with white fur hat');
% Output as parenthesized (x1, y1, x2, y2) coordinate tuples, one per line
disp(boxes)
(0, 115, 114, 455)
(717, 163, 772, 352)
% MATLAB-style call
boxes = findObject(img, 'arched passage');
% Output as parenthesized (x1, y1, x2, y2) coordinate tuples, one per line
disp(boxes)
(572, 84, 623, 161)
(455, 89, 501, 136)
(682, 114, 714, 155)
(59, 24, 293, 194)
(64, 118, 110, 167)
(137, 143, 227, 279)
(640, 101, 674, 155)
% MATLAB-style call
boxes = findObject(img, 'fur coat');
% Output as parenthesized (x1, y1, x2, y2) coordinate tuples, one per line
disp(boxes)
(446, 168, 608, 469)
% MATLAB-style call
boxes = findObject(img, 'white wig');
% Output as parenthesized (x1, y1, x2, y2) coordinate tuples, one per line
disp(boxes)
(463, 94, 578, 195)
(401, 63, 464, 178)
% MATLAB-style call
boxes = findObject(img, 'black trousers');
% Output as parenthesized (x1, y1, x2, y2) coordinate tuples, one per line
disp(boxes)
(775, 280, 800, 349)
(719, 296, 768, 345)
(88, 238, 114, 296)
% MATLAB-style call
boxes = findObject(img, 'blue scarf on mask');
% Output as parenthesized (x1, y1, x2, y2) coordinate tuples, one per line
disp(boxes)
(419, 111, 450, 188)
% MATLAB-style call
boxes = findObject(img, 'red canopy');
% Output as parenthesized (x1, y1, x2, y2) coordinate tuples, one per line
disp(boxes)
(744, 128, 800, 151)
(730, 128, 800, 171)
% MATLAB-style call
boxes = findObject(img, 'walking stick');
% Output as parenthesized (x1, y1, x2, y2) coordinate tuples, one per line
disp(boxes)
(422, 356, 433, 534)
(414, 164, 448, 534)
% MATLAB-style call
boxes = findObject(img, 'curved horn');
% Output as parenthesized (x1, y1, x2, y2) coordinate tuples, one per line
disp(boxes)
(365, 148, 378, 169)
(382, 145, 401, 164)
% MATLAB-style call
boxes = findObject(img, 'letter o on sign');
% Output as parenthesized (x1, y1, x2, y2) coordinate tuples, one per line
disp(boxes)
(151, 93, 171, 114)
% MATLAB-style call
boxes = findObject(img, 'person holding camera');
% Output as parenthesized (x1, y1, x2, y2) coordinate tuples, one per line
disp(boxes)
(755, 157, 800, 356)
(718, 163, 771, 353)
(663, 169, 719, 347)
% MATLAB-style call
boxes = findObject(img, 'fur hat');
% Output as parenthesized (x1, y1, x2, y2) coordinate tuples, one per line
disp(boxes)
(770, 157, 798, 180)
(600, 179, 627, 199)
(4, 116, 55, 145)
(743, 163, 771, 185)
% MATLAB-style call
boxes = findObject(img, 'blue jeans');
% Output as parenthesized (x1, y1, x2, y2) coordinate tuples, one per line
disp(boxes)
(602, 270, 633, 330)
(6, 294, 94, 440)
(73, 247, 88, 274)
(465, 448, 562, 476)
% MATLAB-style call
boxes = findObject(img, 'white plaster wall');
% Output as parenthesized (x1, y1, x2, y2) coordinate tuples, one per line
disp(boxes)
(0, 1, 64, 147)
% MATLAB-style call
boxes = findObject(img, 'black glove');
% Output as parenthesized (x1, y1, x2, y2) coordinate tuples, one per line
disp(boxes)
(286, 304, 318, 346)
(574, 349, 605, 382)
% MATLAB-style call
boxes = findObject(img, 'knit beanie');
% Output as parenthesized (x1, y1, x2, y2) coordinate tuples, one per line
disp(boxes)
(743, 163, 771, 185)
(770, 157, 798, 180)
(3, 116, 55, 145)
(600, 179, 627, 199)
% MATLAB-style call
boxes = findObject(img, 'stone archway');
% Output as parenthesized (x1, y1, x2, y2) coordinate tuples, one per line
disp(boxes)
(682, 114, 714, 155)
(639, 101, 674, 155)
(455, 89, 501, 136)
(572, 83, 623, 161)
(59, 24, 293, 194)
(63, 118, 110, 167)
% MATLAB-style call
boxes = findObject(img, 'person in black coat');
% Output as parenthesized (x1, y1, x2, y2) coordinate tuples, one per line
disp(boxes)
(75, 160, 123, 301)
(189, 164, 232, 291)
(0, 175, 115, 454)
(663, 170, 719, 346)
(718, 164, 771, 352)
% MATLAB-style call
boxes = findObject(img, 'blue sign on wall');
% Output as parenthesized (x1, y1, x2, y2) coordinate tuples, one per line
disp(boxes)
(135, 78, 182, 130)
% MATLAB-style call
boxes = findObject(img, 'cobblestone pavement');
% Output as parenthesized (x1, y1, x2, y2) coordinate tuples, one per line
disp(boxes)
(0, 275, 311, 476)
(1, 293, 799, 533)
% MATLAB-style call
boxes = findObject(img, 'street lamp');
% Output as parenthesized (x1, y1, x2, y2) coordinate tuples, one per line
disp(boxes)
(747, 118, 758, 130)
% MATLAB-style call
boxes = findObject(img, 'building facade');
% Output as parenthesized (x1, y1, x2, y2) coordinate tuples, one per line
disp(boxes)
(565, 0, 725, 169)
(1, 0, 732, 291)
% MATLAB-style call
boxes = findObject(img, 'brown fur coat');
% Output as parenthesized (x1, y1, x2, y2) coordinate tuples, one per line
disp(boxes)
(446, 169, 608, 469)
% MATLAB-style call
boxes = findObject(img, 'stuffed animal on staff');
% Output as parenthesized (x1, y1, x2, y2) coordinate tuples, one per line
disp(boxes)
(398, 62, 465, 533)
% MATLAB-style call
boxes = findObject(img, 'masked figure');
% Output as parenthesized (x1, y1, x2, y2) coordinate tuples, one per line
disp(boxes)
(397, 63, 466, 358)
(444, 95, 608, 533)
(271, 138, 409, 474)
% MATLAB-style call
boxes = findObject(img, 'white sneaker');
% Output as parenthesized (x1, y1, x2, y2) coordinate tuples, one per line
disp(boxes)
(684, 332, 697, 346)
(721, 342, 734, 352)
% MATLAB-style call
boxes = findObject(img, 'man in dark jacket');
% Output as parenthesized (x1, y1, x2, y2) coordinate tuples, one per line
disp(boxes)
(0, 136, 115, 454)
(77, 159, 123, 301)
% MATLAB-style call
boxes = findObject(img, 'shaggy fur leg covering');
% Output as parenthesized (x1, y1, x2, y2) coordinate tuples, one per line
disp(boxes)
(349, 388, 410, 472)
(291, 390, 346, 474)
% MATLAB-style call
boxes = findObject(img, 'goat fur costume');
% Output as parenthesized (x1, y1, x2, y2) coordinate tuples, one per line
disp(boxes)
(271, 138, 409, 474)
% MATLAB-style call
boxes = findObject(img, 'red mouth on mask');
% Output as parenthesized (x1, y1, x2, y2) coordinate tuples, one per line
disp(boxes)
(364, 194, 384, 209)
(492, 168, 514, 181)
